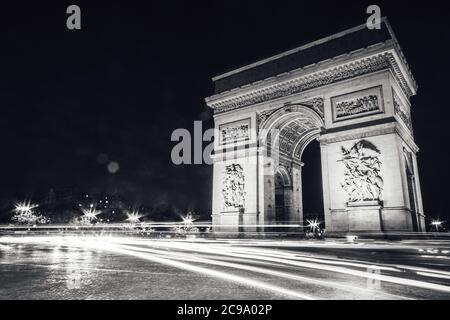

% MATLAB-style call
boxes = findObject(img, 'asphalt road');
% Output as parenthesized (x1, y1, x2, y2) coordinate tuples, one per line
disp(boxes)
(0, 234, 450, 300)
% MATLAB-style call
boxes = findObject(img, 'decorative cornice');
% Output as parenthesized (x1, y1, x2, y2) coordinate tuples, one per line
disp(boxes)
(318, 122, 398, 145)
(207, 52, 413, 115)
(393, 90, 413, 132)
(318, 121, 419, 153)
(256, 97, 324, 130)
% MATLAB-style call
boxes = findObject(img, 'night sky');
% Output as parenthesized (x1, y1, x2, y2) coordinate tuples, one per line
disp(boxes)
(1, 1, 449, 221)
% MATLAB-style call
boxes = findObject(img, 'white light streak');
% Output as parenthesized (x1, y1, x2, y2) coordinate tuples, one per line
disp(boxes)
(1, 235, 450, 299)
(112, 242, 408, 299)
(416, 272, 450, 280)
(2, 236, 314, 300)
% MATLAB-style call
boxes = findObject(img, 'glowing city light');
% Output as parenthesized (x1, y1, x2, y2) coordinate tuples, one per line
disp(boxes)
(182, 213, 196, 225)
(306, 219, 321, 232)
(14, 201, 38, 213)
(431, 220, 443, 232)
(82, 208, 101, 219)
(126, 211, 143, 223)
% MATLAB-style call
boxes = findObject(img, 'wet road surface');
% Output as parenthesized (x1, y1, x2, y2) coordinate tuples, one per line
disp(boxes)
(1, 235, 450, 300)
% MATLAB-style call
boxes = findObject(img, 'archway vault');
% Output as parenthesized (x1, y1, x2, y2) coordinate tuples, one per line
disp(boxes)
(259, 104, 324, 164)
(255, 104, 325, 225)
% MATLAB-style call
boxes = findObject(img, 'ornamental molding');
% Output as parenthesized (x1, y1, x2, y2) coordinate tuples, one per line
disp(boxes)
(393, 90, 412, 131)
(335, 95, 379, 118)
(301, 97, 325, 119)
(207, 51, 414, 115)
(219, 118, 251, 145)
(256, 109, 276, 128)
(318, 121, 419, 153)
(256, 97, 324, 130)
(331, 86, 383, 122)
(318, 124, 398, 145)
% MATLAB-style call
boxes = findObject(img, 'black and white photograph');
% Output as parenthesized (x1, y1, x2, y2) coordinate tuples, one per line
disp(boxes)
(1, 0, 450, 308)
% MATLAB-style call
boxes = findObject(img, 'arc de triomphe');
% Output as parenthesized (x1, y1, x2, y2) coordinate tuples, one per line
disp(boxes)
(205, 18, 425, 233)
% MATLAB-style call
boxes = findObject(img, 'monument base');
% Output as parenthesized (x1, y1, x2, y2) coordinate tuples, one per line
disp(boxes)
(212, 211, 240, 233)
(212, 211, 259, 233)
(347, 201, 383, 232)
(329, 201, 384, 232)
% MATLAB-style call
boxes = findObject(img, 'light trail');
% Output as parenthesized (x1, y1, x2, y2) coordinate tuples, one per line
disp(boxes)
(416, 272, 450, 280)
(420, 255, 450, 260)
(1, 235, 450, 299)
(0, 236, 316, 300)
(93, 237, 450, 293)
(111, 242, 410, 300)
(132, 240, 400, 275)
(0, 236, 407, 299)
(0, 223, 304, 230)
(104, 239, 399, 272)
(392, 265, 450, 277)
(0, 262, 178, 276)
(74, 239, 317, 300)
(198, 246, 401, 272)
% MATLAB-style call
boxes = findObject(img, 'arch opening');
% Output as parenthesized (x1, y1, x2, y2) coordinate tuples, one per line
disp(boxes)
(259, 104, 324, 230)
(301, 138, 325, 228)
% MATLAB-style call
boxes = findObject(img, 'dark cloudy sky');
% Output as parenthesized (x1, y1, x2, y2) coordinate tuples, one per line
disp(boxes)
(0, 1, 449, 220)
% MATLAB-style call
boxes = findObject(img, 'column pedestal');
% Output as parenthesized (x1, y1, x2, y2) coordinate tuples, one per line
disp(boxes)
(347, 201, 383, 232)
(212, 211, 240, 233)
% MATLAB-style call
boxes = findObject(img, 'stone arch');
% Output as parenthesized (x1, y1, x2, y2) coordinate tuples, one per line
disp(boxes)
(207, 20, 425, 233)
(293, 130, 321, 161)
(258, 104, 324, 162)
(258, 104, 325, 226)
(275, 165, 291, 187)
(274, 166, 291, 223)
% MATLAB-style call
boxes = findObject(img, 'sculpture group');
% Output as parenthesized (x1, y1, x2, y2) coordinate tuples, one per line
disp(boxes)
(340, 140, 384, 203)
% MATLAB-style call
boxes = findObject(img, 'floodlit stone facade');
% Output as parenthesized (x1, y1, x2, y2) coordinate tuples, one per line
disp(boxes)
(205, 18, 425, 233)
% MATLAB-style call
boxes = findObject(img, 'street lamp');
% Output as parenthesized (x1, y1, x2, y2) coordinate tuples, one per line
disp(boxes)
(431, 220, 443, 232)
(126, 211, 143, 223)
(182, 213, 195, 225)
(82, 208, 101, 220)
(306, 219, 321, 233)
(14, 201, 38, 213)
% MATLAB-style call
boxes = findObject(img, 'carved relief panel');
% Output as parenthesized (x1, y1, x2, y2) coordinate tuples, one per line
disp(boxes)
(331, 86, 384, 122)
(339, 140, 384, 203)
(222, 164, 246, 210)
(219, 118, 251, 145)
